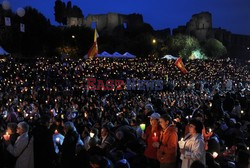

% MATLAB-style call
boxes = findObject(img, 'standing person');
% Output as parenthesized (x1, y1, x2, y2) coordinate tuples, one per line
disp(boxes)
(180, 119, 205, 168)
(156, 114, 178, 168)
(32, 116, 56, 168)
(143, 112, 161, 168)
(59, 121, 81, 168)
(5, 121, 34, 168)
(3, 123, 19, 168)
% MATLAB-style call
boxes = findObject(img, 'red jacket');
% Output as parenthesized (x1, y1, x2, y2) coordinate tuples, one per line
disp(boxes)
(144, 125, 161, 159)
(157, 124, 178, 163)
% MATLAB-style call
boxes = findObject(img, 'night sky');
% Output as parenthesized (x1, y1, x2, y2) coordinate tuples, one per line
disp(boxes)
(7, 0, 250, 35)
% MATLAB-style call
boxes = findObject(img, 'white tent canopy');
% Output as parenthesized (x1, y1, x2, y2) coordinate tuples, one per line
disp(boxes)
(161, 55, 178, 60)
(0, 46, 9, 55)
(98, 51, 112, 57)
(97, 51, 136, 59)
(123, 52, 136, 58)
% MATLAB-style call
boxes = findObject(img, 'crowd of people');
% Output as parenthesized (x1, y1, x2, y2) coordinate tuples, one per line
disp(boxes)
(0, 56, 249, 168)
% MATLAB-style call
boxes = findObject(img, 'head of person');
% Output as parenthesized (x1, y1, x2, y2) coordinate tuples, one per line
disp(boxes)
(190, 160, 205, 168)
(7, 122, 17, 135)
(116, 131, 124, 141)
(144, 104, 154, 114)
(149, 112, 160, 127)
(63, 121, 76, 134)
(130, 119, 137, 127)
(17, 122, 29, 135)
(101, 126, 109, 138)
(189, 119, 203, 135)
(159, 114, 172, 129)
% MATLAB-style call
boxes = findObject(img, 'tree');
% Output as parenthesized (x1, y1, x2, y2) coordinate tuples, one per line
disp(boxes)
(203, 38, 227, 59)
(169, 35, 200, 59)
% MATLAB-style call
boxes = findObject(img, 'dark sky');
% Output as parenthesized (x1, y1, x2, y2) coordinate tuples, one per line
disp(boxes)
(8, 0, 250, 35)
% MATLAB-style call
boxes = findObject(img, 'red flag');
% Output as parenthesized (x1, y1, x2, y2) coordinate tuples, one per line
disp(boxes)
(175, 57, 188, 74)
(88, 29, 99, 59)
(88, 42, 98, 59)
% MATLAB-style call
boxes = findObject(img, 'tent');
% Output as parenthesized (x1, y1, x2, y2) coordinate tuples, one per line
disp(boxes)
(98, 51, 112, 57)
(113, 52, 122, 57)
(0, 46, 9, 55)
(161, 55, 178, 60)
(123, 52, 136, 58)
(97, 51, 136, 59)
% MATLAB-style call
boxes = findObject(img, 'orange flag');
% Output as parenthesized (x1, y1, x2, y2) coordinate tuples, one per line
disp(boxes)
(175, 57, 188, 74)
(88, 29, 99, 59)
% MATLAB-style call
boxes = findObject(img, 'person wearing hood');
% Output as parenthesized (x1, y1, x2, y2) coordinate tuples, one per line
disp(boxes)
(180, 119, 205, 168)
(156, 114, 178, 168)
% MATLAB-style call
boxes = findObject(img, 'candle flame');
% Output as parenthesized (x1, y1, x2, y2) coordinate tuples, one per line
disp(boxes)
(154, 132, 156, 137)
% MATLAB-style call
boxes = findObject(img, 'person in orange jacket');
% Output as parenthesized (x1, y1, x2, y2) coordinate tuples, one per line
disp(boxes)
(143, 112, 161, 168)
(155, 114, 178, 168)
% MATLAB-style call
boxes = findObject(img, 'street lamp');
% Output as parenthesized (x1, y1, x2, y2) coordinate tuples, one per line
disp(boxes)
(152, 39, 156, 44)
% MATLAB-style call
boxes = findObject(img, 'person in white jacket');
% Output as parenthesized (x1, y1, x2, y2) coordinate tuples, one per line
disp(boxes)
(6, 121, 34, 168)
(179, 119, 206, 168)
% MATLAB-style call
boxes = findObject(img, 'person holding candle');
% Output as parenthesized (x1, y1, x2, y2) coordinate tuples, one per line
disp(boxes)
(5, 121, 34, 168)
(2, 123, 19, 168)
(143, 112, 161, 168)
(180, 119, 205, 168)
(156, 114, 178, 168)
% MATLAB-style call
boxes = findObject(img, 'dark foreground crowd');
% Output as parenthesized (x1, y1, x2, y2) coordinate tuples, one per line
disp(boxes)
(0, 57, 250, 168)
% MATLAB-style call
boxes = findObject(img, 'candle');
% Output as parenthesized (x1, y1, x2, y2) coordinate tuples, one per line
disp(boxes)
(54, 129, 58, 134)
(61, 114, 64, 119)
(84, 113, 88, 118)
(90, 132, 95, 138)
(140, 124, 146, 132)
(212, 152, 218, 158)
(241, 110, 244, 114)
(3, 132, 10, 141)
(178, 137, 185, 149)
(247, 147, 249, 150)
(209, 128, 212, 133)
(226, 147, 228, 150)
(152, 132, 158, 142)
(56, 137, 60, 143)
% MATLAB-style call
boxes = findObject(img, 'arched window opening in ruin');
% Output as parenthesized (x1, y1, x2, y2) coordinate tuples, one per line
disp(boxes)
(91, 22, 97, 29)
(123, 22, 127, 29)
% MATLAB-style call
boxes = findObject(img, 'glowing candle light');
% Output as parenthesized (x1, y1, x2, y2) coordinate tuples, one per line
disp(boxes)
(152, 132, 158, 142)
(56, 137, 60, 143)
(140, 124, 146, 132)
(212, 152, 218, 158)
(3, 132, 10, 141)
(90, 132, 95, 138)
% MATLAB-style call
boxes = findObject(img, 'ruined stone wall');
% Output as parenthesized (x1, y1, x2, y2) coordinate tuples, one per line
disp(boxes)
(83, 13, 143, 32)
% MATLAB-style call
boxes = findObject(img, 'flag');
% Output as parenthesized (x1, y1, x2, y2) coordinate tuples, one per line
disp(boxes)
(175, 57, 188, 74)
(4, 17, 11, 26)
(88, 29, 99, 59)
(20, 23, 25, 32)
